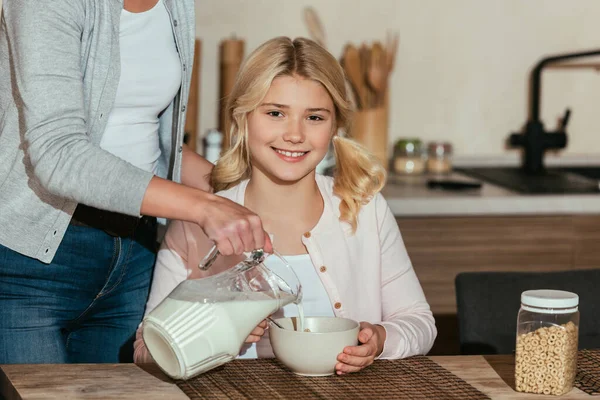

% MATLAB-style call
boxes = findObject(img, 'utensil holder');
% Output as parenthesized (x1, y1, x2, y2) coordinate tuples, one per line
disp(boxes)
(350, 107, 388, 169)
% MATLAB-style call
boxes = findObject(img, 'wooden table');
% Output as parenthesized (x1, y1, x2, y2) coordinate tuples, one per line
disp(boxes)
(0, 355, 590, 399)
(438, 355, 589, 399)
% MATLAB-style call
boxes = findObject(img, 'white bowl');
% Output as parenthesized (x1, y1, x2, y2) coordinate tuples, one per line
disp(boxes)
(269, 316, 359, 376)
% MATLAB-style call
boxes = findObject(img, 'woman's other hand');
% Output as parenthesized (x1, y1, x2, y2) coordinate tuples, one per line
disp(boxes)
(335, 322, 386, 375)
(244, 320, 268, 343)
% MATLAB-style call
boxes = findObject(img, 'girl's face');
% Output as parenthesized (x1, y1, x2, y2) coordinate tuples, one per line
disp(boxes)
(247, 75, 335, 184)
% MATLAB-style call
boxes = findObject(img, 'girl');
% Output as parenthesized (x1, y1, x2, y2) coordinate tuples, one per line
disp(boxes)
(134, 36, 436, 374)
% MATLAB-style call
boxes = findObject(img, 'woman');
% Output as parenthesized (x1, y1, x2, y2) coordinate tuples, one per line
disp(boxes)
(134, 37, 436, 374)
(0, 0, 270, 364)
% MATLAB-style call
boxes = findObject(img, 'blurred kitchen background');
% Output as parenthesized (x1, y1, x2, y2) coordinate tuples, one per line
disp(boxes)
(189, 0, 600, 356)
(193, 0, 600, 159)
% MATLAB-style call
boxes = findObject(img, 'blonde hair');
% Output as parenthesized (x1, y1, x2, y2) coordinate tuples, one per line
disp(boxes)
(211, 36, 386, 232)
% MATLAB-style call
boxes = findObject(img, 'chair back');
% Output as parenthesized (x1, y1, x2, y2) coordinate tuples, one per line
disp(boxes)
(455, 269, 600, 354)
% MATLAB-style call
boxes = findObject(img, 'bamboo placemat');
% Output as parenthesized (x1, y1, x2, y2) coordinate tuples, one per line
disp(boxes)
(576, 349, 600, 395)
(176, 356, 490, 400)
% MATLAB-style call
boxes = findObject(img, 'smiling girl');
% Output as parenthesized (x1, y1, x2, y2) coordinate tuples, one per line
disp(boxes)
(134, 37, 436, 374)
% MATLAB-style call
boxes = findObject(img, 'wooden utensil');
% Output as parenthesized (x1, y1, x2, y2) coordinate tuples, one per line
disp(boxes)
(359, 43, 373, 108)
(386, 31, 400, 73)
(303, 7, 326, 48)
(343, 44, 367, 109)
(367, 41, 388, 107)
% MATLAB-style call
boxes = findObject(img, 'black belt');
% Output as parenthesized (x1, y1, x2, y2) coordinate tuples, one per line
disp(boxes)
(70, 204, 156, 238)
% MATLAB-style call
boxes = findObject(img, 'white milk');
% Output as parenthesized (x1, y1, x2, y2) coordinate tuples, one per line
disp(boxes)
(143, 293, 291, 379)
(296, 301, 305, 332)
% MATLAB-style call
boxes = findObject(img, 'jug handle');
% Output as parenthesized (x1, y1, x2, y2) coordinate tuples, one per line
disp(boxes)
(198, 245, 220, 270)
(198, 245, 267, 271)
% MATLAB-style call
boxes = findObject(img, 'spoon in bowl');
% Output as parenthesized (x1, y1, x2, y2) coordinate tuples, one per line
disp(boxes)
(267, 317, 285, 329)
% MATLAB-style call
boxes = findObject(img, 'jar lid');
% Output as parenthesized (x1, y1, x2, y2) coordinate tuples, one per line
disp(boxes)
(394, 138, 423, 155)
(521, 289, 579, 310)
(428, 141, 453, 156)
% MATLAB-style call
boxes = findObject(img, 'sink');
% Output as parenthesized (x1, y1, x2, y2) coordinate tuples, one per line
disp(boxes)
(457, 167, 600, 194)
(560, 166, 600, 181)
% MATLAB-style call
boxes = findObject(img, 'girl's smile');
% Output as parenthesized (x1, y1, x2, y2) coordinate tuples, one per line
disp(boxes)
(272, 147, 310, 162)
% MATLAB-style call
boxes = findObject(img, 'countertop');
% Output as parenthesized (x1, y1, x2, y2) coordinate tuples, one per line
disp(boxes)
(382, 154, 600, 217)
(383, 172, 600, 217)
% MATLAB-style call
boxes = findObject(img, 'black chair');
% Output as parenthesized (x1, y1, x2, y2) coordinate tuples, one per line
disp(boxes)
(455, 269, 600, 355)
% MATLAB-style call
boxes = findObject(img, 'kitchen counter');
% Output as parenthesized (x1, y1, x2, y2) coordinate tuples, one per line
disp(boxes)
(382, 172, 600, 216)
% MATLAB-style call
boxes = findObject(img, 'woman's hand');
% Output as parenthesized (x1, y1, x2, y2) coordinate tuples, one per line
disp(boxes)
(197, 193, 273, 255)
(181, 147, 272, 255)
(335, 322, 386, 375)
(244, 320, 268, 343)
(141, 176, 272, 256)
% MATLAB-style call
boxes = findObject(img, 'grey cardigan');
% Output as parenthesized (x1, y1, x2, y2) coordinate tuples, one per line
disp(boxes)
(0, 0, 195, 263)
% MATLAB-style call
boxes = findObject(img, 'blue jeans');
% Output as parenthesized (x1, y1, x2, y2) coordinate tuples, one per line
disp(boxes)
(0, 222, 157, 364)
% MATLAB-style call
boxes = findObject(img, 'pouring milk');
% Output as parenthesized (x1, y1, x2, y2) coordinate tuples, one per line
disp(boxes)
(142, 249, 302, 380)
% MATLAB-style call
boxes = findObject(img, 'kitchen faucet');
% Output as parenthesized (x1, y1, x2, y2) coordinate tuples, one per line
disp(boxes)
(509, 49, 600, 174)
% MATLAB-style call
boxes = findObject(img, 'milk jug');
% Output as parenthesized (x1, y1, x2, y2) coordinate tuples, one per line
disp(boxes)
(142, 249, 301, 379)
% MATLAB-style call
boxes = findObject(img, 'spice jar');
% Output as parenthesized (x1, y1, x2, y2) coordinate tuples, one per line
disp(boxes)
(515, 290, 579, 396)
(392, 139, 425, 175)
(426, 142, 453, 174)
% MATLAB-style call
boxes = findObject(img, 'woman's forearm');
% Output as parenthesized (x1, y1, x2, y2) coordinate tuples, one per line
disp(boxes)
(141, 146, 213, 223)
(140, 176, 272, 255)
(181, 144, 213, 192)
(140, 176, 210, 223)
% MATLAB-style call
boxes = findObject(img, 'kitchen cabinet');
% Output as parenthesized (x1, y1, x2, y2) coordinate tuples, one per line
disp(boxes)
(398, 214, 600, 355)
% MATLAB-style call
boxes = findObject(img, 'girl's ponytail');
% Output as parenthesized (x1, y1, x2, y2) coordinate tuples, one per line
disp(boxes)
(332, 135, 386, 233)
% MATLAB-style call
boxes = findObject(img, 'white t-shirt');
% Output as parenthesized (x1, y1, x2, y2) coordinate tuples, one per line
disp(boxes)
(238, 254, 335, 359)
(100, 0, 182, 174)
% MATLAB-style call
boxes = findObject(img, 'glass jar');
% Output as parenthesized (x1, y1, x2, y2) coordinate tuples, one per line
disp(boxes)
(392, 138, 425, 175)
(426, 142, 453, 174)
(515, 289, 579, 396)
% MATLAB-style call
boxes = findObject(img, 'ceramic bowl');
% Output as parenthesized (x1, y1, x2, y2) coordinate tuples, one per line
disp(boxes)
(269, 316, 359, 376)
